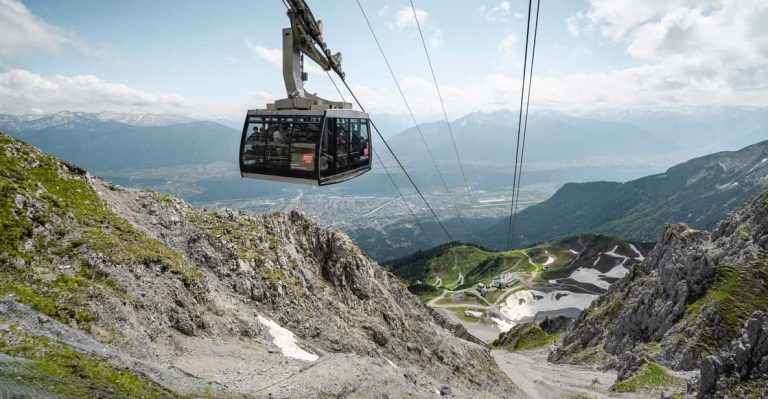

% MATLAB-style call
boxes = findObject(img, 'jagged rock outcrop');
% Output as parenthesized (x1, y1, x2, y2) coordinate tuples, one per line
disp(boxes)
(550, 190, 768, 397)
(539, 315, 572, 335)
(0, 134, 519, 398)
(699, 311, 768, 398)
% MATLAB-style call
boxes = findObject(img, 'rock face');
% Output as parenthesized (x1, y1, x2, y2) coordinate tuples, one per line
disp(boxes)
(699, 311, 768, 398)
(0, 134, 519, 398)
(550, 190, 768, 397)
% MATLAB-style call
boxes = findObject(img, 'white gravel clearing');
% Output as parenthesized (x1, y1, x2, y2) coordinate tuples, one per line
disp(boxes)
(257, 315, 318, 362)
(543, 256, 556, 266)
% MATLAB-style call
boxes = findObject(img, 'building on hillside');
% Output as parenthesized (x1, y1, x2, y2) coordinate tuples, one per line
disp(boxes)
(490, 272, 517, 289)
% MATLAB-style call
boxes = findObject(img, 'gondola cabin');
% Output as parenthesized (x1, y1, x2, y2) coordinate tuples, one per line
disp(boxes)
(239, 109, 372, 185)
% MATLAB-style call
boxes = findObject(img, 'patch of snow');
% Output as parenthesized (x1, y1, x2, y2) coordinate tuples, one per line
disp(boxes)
(500, 290, 598, 322)
(628, 244, 645, 261)
(491, 317, 516, 332)
(464, 310, 483, 318)
(569, 264, 629, 289)
(383, 356, 398, 368)
(568, 249, 579, 255)
(602, 265, 629, 279)
(593, 255, 602, 267)
(548, 280, 557, 284)
(569, 268, 611, 289)
(748, 159, 768, 173)
(716, 181, 739, 191)
(257, 315, 318, 362)
(604, 245, 629, 267)
(543, 256, 556, 266)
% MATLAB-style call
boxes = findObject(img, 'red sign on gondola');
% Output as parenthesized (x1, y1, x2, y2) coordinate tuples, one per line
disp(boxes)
(301, 153, 314, 165)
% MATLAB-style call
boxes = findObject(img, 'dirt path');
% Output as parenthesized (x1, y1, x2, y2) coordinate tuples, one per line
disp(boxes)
(492, 348, 617, 399)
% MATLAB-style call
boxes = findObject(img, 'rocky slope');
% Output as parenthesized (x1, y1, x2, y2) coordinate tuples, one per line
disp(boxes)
(549, 190, 768, 397)
(477, 139, 768, 249)
(0, 133, 518, 398)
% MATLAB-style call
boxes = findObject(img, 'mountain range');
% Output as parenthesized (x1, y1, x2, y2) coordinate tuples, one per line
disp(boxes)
(476, 138, 768, 250)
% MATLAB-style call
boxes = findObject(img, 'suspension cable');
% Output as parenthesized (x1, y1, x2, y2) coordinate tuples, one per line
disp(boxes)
(509, 0, 541, 247)
(338, 77, 455, 242)
(409, 0, 477, 219)
(506, 0, 534, 250)
(286, 0, 455, 242)
(373, 148, 436, 248)
(326, 71, 347, 104)
(355, 0, 461, 221)
(328, 55, 437, 248)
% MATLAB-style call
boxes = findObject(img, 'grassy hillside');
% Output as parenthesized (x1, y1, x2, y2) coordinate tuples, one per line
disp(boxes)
(476, 139, 768, 249)
(0, 132, 199, 397)
(385, 235, 639, 298)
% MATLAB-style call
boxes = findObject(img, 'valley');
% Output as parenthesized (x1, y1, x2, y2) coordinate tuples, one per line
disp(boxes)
(386, 236, 648, 343)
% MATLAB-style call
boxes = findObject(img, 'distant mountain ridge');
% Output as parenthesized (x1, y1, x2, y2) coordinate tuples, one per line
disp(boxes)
(0, 111, 195, 131)
(0, 112, 239, 172)
(476, 139, 768, 249)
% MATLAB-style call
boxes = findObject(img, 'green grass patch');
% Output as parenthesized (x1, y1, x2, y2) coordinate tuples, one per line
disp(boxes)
(637, 341, 663, 358)
(407, 283, 441, 302)
(611, 362, 686, 393)
(445, 307, 485, 323)
(0, 134, 201, 326)
(686, 261, 768, 335)
(0, 325, 180, 398)
(493, 323, 559, 352)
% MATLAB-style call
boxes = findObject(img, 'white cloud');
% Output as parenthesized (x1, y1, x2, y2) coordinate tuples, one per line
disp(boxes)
(378, 3, 390, 16)
(245, 40, 324, 75)
(480, 1, 513, 22)
(0, 0, 125, 66)
(551, 0, 768, 111)
(0, 69, 194, 114)
(246, 40, 281, 68)
(430, 29, 444, 48)
(395, 6, 428, 30)
(0, 0, 70, 63)
(497, 33, 518, 68)
(0, 69, 278, 120)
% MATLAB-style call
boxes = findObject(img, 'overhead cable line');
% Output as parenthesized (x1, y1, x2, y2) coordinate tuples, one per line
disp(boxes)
(326, 71, 348, 104)
(409, 0, 477, 219)
(355, 0, 462, 222)
(327, 65, 435, 246)
(294, 0, 455, 242)
(338, 78, 455, 242)
(506, 0, 534, 250)
(509, 0, 541, 248)
(373, 148, 436, 247)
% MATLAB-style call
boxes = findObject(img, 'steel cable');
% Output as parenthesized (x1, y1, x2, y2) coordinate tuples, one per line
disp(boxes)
(409, 0, 478, 219)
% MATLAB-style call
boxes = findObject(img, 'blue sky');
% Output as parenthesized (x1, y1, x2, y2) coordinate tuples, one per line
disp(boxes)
(1, 0, 767, 120)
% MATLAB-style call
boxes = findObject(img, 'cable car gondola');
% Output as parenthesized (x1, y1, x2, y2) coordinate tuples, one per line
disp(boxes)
(239, 0, 371, 185)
